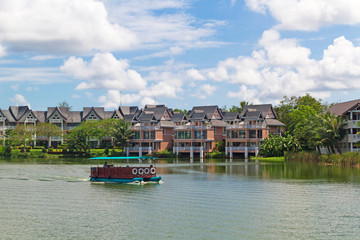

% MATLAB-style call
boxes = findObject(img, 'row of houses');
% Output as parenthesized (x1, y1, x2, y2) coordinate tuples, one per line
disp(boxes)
(0, 103, 285, 158)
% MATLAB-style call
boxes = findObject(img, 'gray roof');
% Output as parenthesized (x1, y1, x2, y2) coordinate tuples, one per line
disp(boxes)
(142, 104, 169, 121)
(137, 113, 156, 123)
(326, 99, 360, 116)
(222, 112, 240, 121)
(240, 104, 274, 118)
(189, 112, 208, 121)
(265, 119, 285, 126)
(189, 105, 222, 120)
(9, 106, 30, 121)
(171, 113, 187, 122)
(242, 111, 264, 120)
(211, 119, 227, 127)
(159, 120, 175, 128)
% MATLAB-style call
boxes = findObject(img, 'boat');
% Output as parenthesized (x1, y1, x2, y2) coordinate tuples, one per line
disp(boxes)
(89, 156, 162, 184)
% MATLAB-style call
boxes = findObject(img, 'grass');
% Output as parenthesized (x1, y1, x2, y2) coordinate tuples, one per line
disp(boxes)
(253, 156, 285, 162)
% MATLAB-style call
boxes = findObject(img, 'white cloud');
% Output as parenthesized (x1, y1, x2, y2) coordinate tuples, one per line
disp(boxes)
(186, 68, 205, 81)
(207, 31, 360, 104)
(245, 0, 360, 31)
(0, 44, 6, 57)
(0, 67, 67, 83)
(98, 90, 142, 108)
(104, 0, 225, 52)
(193, 84, 216, 99)
(11, 94, 30, 107)
(61, 53, 147, 91)
(0, 0, 138, 55)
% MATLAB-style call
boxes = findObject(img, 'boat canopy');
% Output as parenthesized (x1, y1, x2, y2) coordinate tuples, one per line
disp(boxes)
(89, 156, 159, 160)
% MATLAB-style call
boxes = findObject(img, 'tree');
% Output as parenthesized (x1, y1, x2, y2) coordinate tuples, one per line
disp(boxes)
(229, 101, 250, 113)
(36, 123, 63, 147)
(111, 119, 134, 151)
(316, 112, 346, 154)
(173, 108, 188, 116)
(274, 94, 326, 132)
(58, 101, 72, 110)
(9, 124, 36, 149)
(65, 120, 104, 153)
(259, 134, 301, 157)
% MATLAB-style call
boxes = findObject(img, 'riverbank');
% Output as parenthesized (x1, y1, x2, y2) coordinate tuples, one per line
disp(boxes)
(285, 151, 360, 167)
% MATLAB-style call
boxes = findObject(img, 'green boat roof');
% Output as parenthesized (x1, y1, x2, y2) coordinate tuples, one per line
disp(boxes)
(89, 156, 159, 160)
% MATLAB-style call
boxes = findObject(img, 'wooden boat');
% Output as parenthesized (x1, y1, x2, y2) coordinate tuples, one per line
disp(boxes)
(89, 156, 162, 183)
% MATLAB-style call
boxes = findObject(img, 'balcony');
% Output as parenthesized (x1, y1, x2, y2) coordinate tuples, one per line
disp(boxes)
(346, 134, 360, 143)
(226, 124, 265, 129)
(131, 126, 160, 130)
(174, 125, 211, 130)
(346, 120, 360, 129)
(173, 146, 205, 151)
(128, 146, 153, 152)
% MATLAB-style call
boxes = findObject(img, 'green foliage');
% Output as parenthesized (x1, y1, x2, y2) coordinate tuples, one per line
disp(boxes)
(285, 151, 360, 167)
(36, 123, 62, 147)
(229, 101, 250, 113)
(260, 135, 301, 157)
(315, 112, 346, 154)
(206, 150, 225, 159)
(111, 119, 134, 150)
(173, 108, 188, 116)
(274, 94, 326, 132)
(151, 149, 176, 158)
(58, 101, 72, 110)
(8, 124, 36, 147)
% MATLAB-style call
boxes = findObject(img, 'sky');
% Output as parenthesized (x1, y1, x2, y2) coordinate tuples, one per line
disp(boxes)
(1, 0, 360, 111)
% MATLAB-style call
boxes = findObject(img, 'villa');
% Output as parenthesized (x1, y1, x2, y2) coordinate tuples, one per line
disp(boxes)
(0, 103, 285, 158)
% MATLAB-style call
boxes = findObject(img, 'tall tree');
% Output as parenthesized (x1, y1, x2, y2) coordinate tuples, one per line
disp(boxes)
(36, 123, 63, 147)
(58, 101, 72, 110)
(111, 119, 134, 151)
(316, 112, 346, 154)
(9, 124, 36, 149)
(229, 101, 250, 113)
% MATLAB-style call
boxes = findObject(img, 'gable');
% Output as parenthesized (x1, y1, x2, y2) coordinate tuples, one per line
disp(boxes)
(161, 109, 171, 120)
(48, 110, 65, 122)
(212, 108, 222, 120)
(25, 111, 37, 122)
(85, 110, 100, 121)
(0, 110, 5, 120)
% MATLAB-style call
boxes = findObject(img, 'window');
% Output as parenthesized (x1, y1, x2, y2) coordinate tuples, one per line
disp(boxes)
(249, 130, 256, 138)
(194, 131, 201, 139)
(134, 131, 140, 139)
(185, 131, 191, 139)
(227, 131, 231, 139)
(144, 131, 149, 139)
(239, 130, 245, 139)
(178, 131, 185, 139)
(150, 131, 155, 139)
(231, 131, 238, 139)
(202, 130, 207, 139)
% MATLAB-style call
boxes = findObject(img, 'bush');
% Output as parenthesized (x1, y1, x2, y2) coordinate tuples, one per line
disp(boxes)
(151, 149, 176, 158)
(42, 148, 48, 153)
(206, 150, 225, 159)
(33, 146, 44, 150)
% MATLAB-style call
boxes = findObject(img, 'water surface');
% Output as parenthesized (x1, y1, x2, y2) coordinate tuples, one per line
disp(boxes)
(1, 158, 360, 240)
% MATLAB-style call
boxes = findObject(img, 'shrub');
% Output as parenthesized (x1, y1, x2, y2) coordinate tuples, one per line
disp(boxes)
(151, 149, 176, 158)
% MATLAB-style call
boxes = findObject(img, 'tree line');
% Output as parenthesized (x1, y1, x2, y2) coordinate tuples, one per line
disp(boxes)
(260, 94, 349, 157)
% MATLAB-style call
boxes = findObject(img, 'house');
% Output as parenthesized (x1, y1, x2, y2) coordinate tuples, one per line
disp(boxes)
(326, 99, 360, 153)
(225, 104, 285, 158)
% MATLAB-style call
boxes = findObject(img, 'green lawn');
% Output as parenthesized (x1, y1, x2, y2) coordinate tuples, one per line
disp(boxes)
(253, 156, 284, 162)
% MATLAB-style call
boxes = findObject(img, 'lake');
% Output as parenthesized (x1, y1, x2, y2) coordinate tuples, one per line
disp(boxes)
(1, 158, 360, 240)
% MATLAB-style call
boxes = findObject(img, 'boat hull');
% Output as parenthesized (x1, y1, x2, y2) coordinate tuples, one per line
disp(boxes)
(89, 176, 162, 183)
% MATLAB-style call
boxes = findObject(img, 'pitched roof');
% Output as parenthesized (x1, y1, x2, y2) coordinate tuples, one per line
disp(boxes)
(326, 99, 360, 116)
(211, 119, 227, 127)
(241, 104, 275, 118)
(189, 105, 222, 119)
(142, 104, 169, 121)
(222, 112, 240, 121)
(189, 112, 208, 121)
(242, 111, 264, 120)
(171, 113, 187, 122)
(9, 106, 30, 121)
(265, 119, 285, 126)
(82, 107, 106, 120)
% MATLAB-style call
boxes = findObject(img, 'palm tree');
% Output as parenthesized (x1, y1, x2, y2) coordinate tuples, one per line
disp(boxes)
(111, 119, 134, 152)
(316, 112, 346, 154)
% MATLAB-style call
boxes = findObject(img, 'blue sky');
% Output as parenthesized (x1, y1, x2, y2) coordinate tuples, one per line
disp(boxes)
(1, 0, 360, 111)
